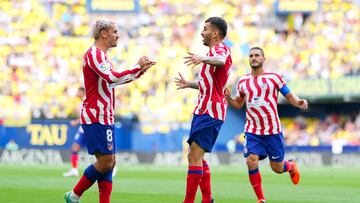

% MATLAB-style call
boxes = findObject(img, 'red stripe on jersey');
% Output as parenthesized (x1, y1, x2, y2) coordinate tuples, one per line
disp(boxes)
(212, 102, 219, 119)
(262, 78, 275, 134)
(250, 107, 265, 135)
(268, 78, 281, 133)
(246, 109, 257, 134)
(245, 78, 253, 103)
(86, 108, 96, 121)
(221, 103, 226, 120)
(253, 77, 262, 97)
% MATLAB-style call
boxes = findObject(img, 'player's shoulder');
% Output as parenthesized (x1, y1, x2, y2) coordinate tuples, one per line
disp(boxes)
(263, 71, 283, 79)
(238, 74, 251, 84)
(213, 42, 230, 52)
(85, 45, 102, 57)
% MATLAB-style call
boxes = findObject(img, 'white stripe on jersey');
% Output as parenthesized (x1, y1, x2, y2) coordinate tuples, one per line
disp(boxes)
(195, 66, 208, 114)
(266, 77, 281, 133)
(204, 64, 214, 112)
(216, 102, 222, 120)
(82, 109, 91, 124)
(257, 77, 271, 134)
(247, 77, 261, 134)
(98, 77, 111, 124)
(207, 101, 214, 118)
(90, 108, 97, 118)
(97, 100, 105, 124)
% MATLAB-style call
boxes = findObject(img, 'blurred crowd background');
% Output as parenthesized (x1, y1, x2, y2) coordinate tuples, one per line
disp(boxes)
(0, 0, 359, 146)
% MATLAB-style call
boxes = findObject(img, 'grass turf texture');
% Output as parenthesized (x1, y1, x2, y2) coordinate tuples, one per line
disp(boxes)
(0, 164, 359, 203)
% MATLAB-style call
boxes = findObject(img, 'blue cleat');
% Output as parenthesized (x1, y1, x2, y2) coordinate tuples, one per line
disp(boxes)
(64, 191, 79, 203)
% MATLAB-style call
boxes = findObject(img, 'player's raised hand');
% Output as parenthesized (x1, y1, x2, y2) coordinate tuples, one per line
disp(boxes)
(224, 87, 232, 101)
(175, 72, 189, 90)
(184, 52, 203, 68)
(138, 56, 150, 68)
(141, 60, 156, 73)
(138, 56, 156, 73)
(298, 99, 308, 110)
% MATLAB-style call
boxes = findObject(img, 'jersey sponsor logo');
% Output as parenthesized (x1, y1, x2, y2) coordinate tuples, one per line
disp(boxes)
(99, 62, 111, 72)
(248, 97, 267, 107)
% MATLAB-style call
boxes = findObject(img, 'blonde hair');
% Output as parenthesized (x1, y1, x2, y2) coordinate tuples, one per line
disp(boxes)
(91, 19, 116, 40)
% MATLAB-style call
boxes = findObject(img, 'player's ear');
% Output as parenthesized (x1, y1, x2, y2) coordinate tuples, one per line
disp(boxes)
(100, 29, 107, 39)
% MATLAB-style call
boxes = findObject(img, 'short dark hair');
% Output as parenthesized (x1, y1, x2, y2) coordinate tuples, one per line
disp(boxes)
(205, 17, 227, 39)
(249, 47, 265, 57)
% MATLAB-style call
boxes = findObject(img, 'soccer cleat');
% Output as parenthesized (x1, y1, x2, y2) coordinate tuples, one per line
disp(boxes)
(201, 199, 215, 203)
(288, 159, 300, 185)
(257, 199, 266, 203)
(112, 166, 117, 177)
(63, 168, 79, 177)
(64, 191, 79, 203)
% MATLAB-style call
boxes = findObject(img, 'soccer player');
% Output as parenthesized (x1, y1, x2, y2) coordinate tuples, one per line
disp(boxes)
(175, 17, 232, 203)
(64, 19, 156, 203)
(63, 87, 86, 177)
(225, 47, 308, 203)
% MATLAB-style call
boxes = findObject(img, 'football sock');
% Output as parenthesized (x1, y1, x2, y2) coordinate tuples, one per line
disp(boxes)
(98, 169, 113, 203)
(71, 151, 79, 169)
(249, 168, 265, 201)
(184, 165, 203, 203)
(73, 164, 102, 197)
(199, 159, 212, 203)
(283, 160, 294, 173)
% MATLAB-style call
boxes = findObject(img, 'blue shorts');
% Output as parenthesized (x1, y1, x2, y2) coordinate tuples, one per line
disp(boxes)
(81, 123, 116, 155)
(243, 132, 285, 162)
(73, 126, 86, 147)
(187, 114, 223, 152)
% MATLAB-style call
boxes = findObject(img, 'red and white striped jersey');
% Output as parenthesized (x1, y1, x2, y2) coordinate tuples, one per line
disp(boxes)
(193, 43, 232, 121)
(237, 71, 286, 135)
(80, 45, 143, 125)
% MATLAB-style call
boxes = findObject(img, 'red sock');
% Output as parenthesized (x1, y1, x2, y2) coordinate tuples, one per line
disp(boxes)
(283, 160, 294, 172)
(71, 153, 79, 168)
(98, 181, 112, 203)
(73, 176, 94, 196)
(249, 168, 265, 201)
(199, 160, 212, 203)
(184, 166, 203, 203)
(73, 164, 102, 196)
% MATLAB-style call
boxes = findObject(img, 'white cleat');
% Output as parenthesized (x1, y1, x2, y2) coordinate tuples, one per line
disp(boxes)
(112, 166, 117, 177)
(63, 168, 79, 177)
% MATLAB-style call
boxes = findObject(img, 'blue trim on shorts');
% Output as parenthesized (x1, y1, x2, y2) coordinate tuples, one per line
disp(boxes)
(187, 114, 223, 152)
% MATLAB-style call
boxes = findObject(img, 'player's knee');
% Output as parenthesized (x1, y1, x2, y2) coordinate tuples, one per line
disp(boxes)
(270, 163, 283, 174)
(246, 157, 258, 168)
(187, 153, 201, 165)
(97, 155, 115, 172)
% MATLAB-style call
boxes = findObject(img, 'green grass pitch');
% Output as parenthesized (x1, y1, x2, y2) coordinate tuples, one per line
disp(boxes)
(0, 164, 359, 203)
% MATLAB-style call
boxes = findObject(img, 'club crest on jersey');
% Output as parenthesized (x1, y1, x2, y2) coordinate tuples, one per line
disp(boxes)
(107, 143, 113, 151)
(99, 62, 111, 72)
(260, 82, 266, 89)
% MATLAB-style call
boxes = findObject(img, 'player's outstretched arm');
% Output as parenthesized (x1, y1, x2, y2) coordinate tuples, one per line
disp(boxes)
(285, 92, 308, 110)
(184, 52, 226, 68)
(175, 72, 198, 90)
(225, 88, 245, 109)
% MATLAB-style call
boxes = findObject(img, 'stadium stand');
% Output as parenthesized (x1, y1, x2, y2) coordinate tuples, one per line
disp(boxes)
(0, 0, 359, 145)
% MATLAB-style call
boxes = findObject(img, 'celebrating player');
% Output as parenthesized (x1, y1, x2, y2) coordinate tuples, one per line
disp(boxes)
(175, 17, 232, 203)
(225, 47, 308, 203)
(64, 19, 156, 203)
